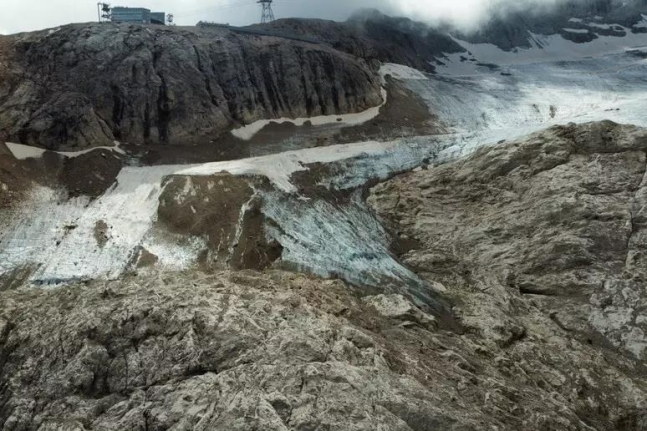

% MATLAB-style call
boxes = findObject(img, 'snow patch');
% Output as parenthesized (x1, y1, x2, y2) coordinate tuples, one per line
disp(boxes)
(563, 28, 590, 34)
(439, 29, 647, 69)
(176, 139, 402, 193)
(64, 142, 126, 158)
(635, 15, 647, 29)
(5, 141, 126, 160)
(380, 63, 427, 80)
(5, 143, 46, 160)
(586, 22, 612, 30)
(404, 47, 647, 151)
(230, 63, 425, 141)
(142, 235, 207, 270)
(231, 87, 387, 141)
(0, 166, 185, 283)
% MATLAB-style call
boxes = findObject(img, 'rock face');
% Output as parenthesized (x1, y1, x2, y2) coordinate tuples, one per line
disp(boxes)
(0, 24, 382, 150)
(257, 11, 465, 73)
(369, 121, 647, 426)
(3, 122, 647, 430)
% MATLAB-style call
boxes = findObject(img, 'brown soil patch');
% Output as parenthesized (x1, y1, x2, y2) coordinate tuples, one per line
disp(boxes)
(157, 173, 281, 270)
(93, 220, 110, 248)
(132, 246, 160, 268)
(0, 144, 61, 218)
(59, 150, 124, 198)
(288, 162, 358, 208)
(0, 152, 31, 214)
(0, 265, 36, 292)
(126, 137, 249, 166)
(229, 202, 283, 270)
(1, 142, 124, 213)
(248, 78, 441, 153)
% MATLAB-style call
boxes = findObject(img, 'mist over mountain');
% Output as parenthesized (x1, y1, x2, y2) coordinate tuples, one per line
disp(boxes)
(388, 0, 646, 30)
(456, 0, 647, 48)
(2, 0, 646, 35)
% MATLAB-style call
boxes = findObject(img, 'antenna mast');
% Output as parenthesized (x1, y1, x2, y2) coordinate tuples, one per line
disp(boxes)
(258, 0, 275, 24)
(97, 3, 111, 23)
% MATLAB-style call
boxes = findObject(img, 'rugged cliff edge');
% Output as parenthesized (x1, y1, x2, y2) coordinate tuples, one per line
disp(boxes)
(0, 24, 382, 150)
(253, 12, 465, 73)
(2, 122, 647, 430)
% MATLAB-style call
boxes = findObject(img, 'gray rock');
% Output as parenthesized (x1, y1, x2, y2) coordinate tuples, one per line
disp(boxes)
(255, 12, 465, 73)
(363, 294, 437, 330)
(370, 121, 647, 360)
(0, 24, 382, 150)
(0, 272, 472, 430)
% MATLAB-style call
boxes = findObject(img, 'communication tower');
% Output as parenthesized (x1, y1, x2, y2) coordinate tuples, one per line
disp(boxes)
(97, 3, 111, 23)
(258, 0, 275, 24)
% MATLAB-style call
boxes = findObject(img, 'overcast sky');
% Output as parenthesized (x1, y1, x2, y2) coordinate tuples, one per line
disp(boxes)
(0, 0, 562, 35)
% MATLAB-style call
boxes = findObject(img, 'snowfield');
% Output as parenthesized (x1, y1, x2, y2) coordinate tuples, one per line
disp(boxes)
(5, 141, 126, 160)
(426, 40, 647, 152)
(3, 31, 647, 287)
(230, 88, 387, 141)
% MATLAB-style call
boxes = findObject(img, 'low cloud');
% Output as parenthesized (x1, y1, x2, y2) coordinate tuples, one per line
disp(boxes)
(273, 0, 577, 31)
(387, 0, 565, 30)
(0, 0, 587, 34)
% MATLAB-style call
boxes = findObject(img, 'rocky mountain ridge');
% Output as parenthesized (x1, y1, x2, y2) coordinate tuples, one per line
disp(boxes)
(0, 24, 382, 150)
(252, 13, 465, 73)
(2, 2, 646, 151)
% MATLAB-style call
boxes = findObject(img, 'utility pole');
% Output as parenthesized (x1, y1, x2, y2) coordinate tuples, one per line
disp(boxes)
(97, 3, 111, 23)
(258, 0, 275, 24)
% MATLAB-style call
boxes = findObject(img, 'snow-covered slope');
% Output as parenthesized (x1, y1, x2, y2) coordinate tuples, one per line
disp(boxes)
(2, 27, 647, 296)
(0, 135, 447, 287)
(422, 33, 647, 150)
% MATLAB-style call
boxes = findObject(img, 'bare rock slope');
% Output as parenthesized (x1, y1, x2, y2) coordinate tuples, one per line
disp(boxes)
(2, 122, 647, 430)
(0, 24, 382, 150)
(370, 121, 647, 363)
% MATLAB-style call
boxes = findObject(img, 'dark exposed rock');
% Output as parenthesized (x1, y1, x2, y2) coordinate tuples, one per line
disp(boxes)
(0, 23, 383, 150)
(254, 11, 465, 73)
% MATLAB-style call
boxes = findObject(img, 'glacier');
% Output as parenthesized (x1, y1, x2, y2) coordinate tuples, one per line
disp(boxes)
(2, 33, 647, 296)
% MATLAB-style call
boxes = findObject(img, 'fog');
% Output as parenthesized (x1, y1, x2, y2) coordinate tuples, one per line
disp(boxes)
(0, 0, 574, 35)
(390, 0, 565, 30)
